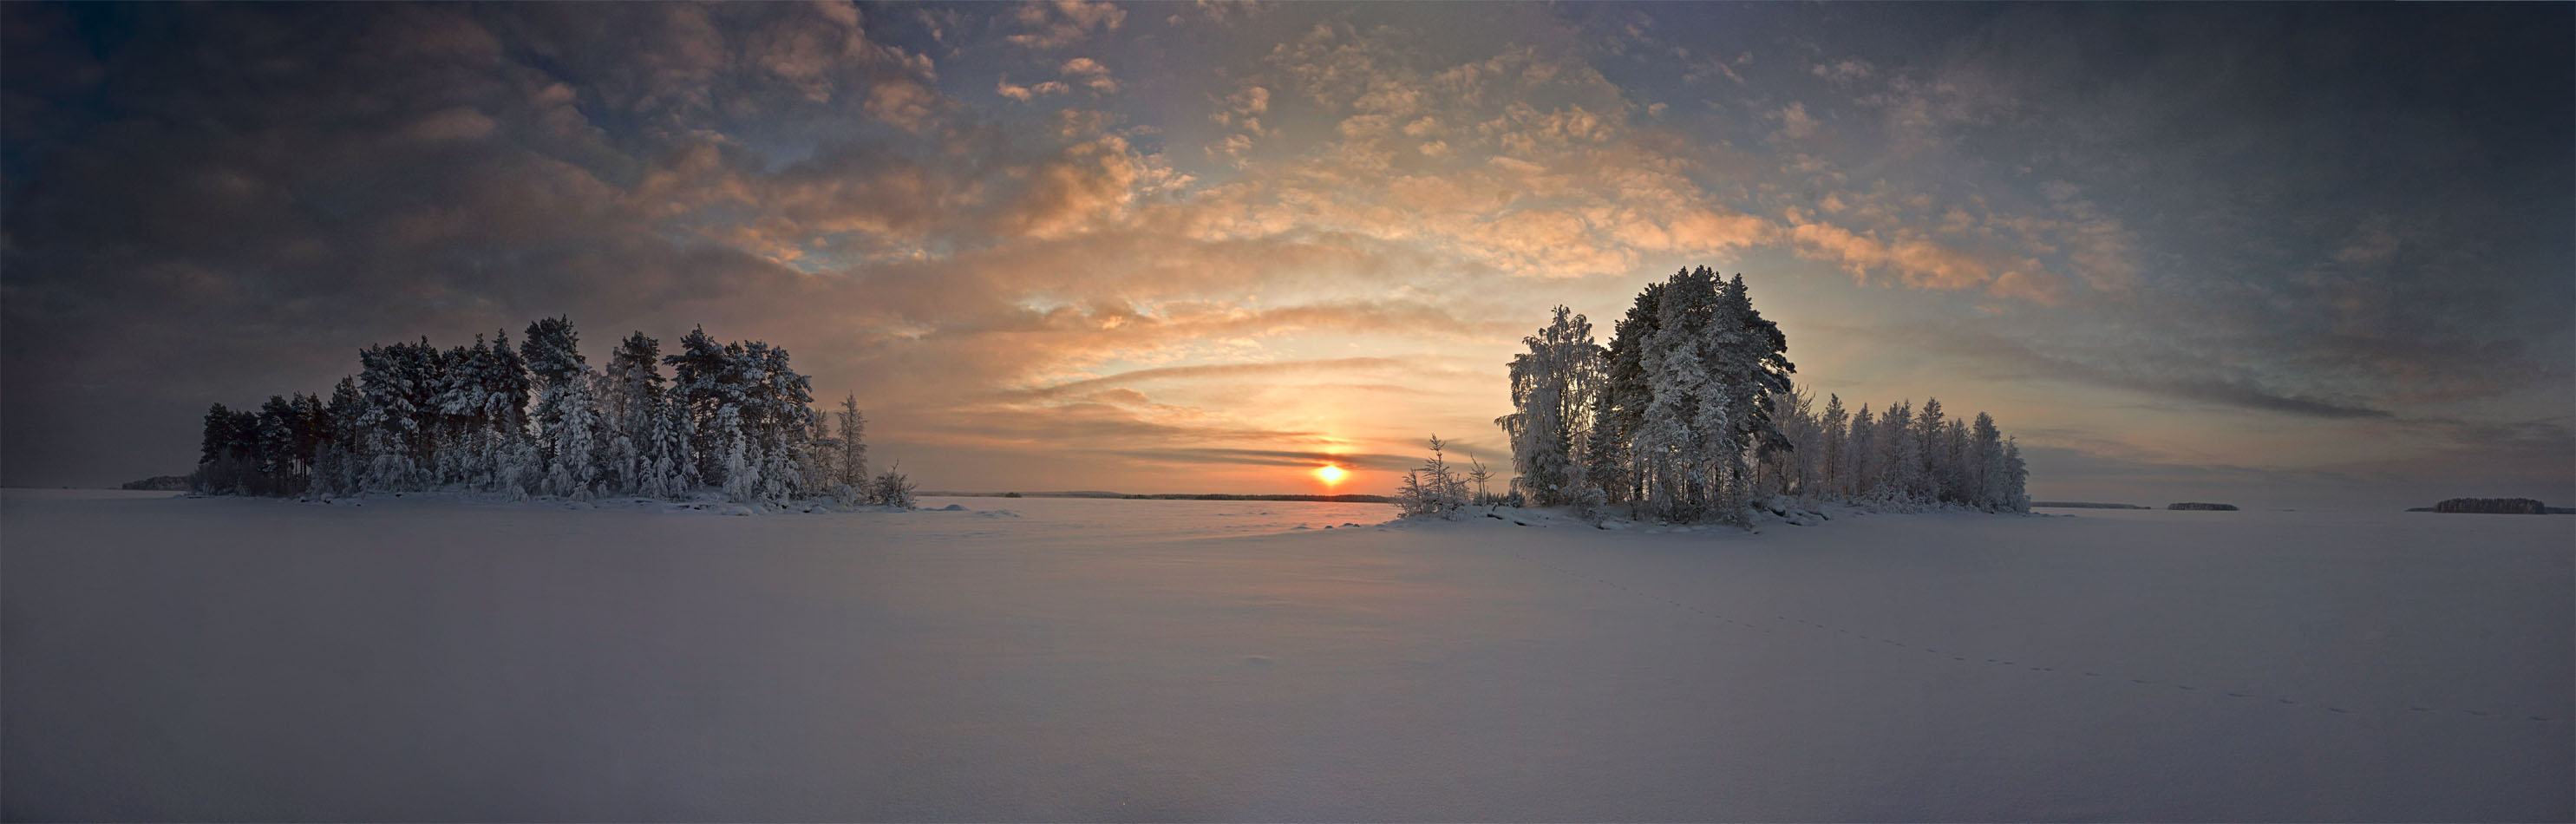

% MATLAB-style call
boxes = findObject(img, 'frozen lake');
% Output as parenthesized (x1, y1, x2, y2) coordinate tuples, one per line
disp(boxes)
(4, 489, 2568, 821)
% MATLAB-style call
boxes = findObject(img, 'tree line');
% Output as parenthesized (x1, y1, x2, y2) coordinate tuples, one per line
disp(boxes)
(1478, 265, 2028, 523)
(192, 317, 916, 507)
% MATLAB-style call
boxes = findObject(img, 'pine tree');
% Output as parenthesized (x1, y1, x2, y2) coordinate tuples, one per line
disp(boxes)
(665, 326, 758, 490)
(1816, 393, 1848, 496)
(544, 369, 601, 500)
(835, 395, 868, 495)
(256, 396, 300, 495)
(1636, 267, 1726, 520)
(2002, 437, 2030, 512)
(321, 377, 365, 495)
(1939, 418, 1970, 503)
(1847, 404, 1877, 498)
(1971, 412, 2004, 508)
(1711, 272, 1796, 506)
(193, 403, 241, 494)
(655, 393, 699, 495)
(357, 343, 425, 491)
(1879, 401, 1921, 501)
(604, 332, 667, 496)
(1914, 397, 1948, 501)
(1585, 282, 1665, 506)
(520, 317, 602, 499)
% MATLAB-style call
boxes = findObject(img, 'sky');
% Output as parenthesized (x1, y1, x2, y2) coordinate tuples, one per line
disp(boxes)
(3, 2, 2570, 509)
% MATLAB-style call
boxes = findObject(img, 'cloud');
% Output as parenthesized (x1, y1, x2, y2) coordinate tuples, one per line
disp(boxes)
(1007, 0, 1127, 49)
(1933, 329, 2396, 420)
(406, 107, 500, 141)
(1090, 447, 1419, 472)
(3, 1, 2566, 506)
(1017, 357, 1410, 399)
(1058, 56, 1119, 94)
(1772, 101, 1820, 141)
(1812, 58, 1873, 85)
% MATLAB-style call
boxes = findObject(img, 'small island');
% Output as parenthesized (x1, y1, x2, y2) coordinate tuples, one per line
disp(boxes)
(2409, 498, 2560, 514)
(2167, 502, 2239, 511)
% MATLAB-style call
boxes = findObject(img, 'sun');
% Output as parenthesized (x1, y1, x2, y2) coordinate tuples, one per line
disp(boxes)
(1313, 464, 1347, 485)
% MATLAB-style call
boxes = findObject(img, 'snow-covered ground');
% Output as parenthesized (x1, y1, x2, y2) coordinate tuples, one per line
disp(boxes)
(4, 489, 2567, 821)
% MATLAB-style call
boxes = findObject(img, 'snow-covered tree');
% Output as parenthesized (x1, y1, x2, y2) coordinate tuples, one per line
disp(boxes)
(356, 341, 440, 492)
(831, 394, 868, 503)
(1971, 412, 2004, 507)
(522, 317, 600, 499)
(1585, 281, 1666, 506)
(1466, 453, 1495, 506)
(1559, 266, 1800, 523)
(2001, 437, 2030, 512)
(602, 332, 667, 496)
(188, 317, 874, 508)
(1816, 393, 1848, 496)
(1845, 404, 1877, 497)
(666, 326, 742, 487)
(870, 461, 918, 508)
(1496, 305, 1604, 506)
(1392, 435, 1473, 518)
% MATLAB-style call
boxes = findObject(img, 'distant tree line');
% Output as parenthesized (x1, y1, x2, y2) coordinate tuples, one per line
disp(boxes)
(2429, 497, 2548, 514)
(1490, 265, 2029, 524)
(192, 317, 916, 507)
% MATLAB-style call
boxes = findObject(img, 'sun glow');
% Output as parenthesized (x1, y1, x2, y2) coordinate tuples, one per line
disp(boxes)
(1314, 464, 1347, 485)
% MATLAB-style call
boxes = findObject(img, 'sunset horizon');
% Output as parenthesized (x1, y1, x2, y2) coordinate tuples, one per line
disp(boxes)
(8, 3, 2570, 511)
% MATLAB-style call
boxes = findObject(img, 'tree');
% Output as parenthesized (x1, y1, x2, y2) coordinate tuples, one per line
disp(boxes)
(356, 342, 432, 491)
(1497, 305, 1604, 506)
(835, 394, 868, 495)
(665, 326, 741, 487)
(256, 396, 302, 494)
(1816, 393, 1848, 496)
(602, 331, 667, 496)
(1393, 434, 1473, 518)
(1710, 272, 1796, 504)
(1970, 412, 2003, 508)
(1467, 453, 1495, 506)
(1585, 282, 1666, 506)
(871, 461, 918, 508)
(193, 403, 250, 494)
(180, 316, 886, 508)
(1846, 404, 1878, 498)
(316, 377, 364, 495)
(544, 369, 601, 500)
(2001, 437, 2030, 512)
(522, 317, 599, 499)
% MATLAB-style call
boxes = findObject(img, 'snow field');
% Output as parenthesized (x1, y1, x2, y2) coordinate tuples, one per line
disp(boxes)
(3, 491, 2567, 821)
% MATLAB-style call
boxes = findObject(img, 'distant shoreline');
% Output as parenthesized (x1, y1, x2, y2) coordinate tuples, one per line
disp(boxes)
(925, 491, 1394, 503)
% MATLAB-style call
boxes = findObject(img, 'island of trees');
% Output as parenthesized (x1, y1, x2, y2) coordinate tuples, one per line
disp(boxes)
(190, 317, 913, 508)
(1402, 266, 2030, 524)
(2422, 497, 2553, 514)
